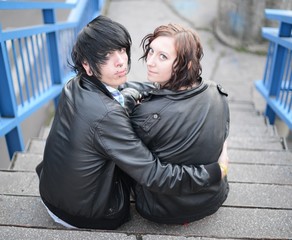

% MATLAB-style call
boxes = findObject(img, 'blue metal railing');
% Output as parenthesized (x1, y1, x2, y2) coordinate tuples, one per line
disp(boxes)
(0, 0, 104, 160)
(255, 9, 292, 130)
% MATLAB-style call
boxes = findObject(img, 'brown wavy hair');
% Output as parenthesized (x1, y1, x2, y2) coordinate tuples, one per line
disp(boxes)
(140, 23, 203, 91)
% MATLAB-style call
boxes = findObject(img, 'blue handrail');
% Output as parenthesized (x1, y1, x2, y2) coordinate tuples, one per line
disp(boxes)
(255, 9, 292, 130)
(0, 0, 104, 160)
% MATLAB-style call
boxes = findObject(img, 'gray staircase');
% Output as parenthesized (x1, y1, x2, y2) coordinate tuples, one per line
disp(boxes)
(1, 100, 292, 240)
(1, 0, 292, 238)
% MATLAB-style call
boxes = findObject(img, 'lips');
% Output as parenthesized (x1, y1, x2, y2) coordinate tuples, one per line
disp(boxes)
(116, 69, 127, 77)
(148, 70, 157, 75)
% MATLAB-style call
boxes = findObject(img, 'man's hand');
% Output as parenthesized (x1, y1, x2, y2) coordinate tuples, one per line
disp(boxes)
(121, 88, 142, 114)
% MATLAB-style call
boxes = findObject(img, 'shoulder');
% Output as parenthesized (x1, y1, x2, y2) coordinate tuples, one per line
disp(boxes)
(205, 80, 228, 97)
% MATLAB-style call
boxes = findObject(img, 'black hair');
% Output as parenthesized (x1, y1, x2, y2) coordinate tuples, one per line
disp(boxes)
(69, 15, 132, 79)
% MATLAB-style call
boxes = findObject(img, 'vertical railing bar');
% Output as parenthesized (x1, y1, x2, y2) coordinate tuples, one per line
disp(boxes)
(263, 43, 273, 87)
(287, 57, 292, 113)
(24, 37, 36, 98)
(40, 33, 51, 88)
(41, 34, 50, 88)
(35, 34, 46, 91)
(18, 38, 31, 103)
(65, 30, 72, 76)
(30, 35, 41, 95)
(64, 29, 71, 76)
(283, 50, 292, 109)
(277, 48, 288, 103)
(11, 39, 24, 106)
(58, 30, 64, 78)
(268, 43, 274, 87)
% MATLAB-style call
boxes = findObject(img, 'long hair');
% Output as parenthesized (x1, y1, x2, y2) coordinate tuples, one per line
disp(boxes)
(140, 23, 203, 91)
(69, 15, 132, 79)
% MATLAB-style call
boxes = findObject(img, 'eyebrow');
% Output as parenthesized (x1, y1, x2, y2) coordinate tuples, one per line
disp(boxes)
(150, 46, 170, 55)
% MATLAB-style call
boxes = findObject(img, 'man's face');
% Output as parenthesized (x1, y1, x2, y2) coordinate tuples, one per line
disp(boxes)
(100, 48, 128, 88)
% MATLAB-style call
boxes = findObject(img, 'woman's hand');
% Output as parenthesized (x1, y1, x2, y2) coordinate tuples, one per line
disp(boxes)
(218, 140, 229, 179)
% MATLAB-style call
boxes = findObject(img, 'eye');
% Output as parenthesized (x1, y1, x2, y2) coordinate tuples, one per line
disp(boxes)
(119, 48, 126, 53)
(160, 54, 167, 60)
(148, 47, 154, 55)
(105, 52, 111, 58)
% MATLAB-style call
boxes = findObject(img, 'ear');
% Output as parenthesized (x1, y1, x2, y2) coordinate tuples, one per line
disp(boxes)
(82, 61, 93, 76)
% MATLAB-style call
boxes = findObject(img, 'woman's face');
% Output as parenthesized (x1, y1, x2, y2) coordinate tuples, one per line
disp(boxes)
(99, 48, 128, 88)
(146, 36, 177, 86)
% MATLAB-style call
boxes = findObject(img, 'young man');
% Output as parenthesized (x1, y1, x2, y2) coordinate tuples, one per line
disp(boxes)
(36, 15, 228, 230)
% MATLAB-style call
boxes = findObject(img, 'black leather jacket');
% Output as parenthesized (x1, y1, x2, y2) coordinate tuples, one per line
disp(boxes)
(36, 75, 222, 229)
(129, 80, 230, 224)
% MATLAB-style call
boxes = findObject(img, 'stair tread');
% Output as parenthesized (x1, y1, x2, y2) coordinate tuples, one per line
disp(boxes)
(229, 124, 276, 137)
(228, 136, 285, 151)
(1, 170, 291, 210)
(0, 226, 136, 240)
(229, 163, 292, 185)
(10, 152, 42, 171)
(0, 195, 290, 239)
(229, 148, 292, 165)
(0, 171, 39, 196)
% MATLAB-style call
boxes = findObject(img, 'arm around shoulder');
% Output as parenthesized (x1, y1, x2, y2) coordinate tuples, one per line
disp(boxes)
(95, 108, 222, 195)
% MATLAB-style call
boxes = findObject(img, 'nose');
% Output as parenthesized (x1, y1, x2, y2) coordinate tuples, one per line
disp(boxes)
(115, 52, 125, 67)
(147, 54, 155, 67)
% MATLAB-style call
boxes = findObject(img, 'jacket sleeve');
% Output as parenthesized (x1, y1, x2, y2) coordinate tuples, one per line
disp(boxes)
(94, 108, 221, 195)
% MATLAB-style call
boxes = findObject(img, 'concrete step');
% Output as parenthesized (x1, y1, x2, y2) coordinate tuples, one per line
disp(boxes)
(1, 170, 291, 210)
(228, 136, 285, 151)
(229, 124, 276, 137)
(0, 226, 138, 240)
(229, 148, 292, 165)
(228, 101, 257, 112)
(9, 152, 42, 171)
(230, 111, 269, 126)
(225, 182, 292, 209)
(25, 138, 46, 154)
(0, 171, 39, 196)
(228, 163, 292, 185)
(38, 125, 51, 140)
(0, 195, 290, 239)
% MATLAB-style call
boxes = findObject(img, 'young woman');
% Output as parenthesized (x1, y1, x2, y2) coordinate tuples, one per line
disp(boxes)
(36, 16, 227, 230)
(127, 23, 230, 224)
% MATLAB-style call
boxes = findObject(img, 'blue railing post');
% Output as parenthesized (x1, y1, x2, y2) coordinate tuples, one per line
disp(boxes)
(265, 21, 292, 124)
(255, 9, 292, 130)
(43, 9, 62, 107)
(265, 45, 286, 124)
(0, 24, 25, 158)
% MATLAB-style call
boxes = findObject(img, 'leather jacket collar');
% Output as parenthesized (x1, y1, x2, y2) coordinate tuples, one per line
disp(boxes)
(80, 74, 114, 100)
(148, 80, 209, 100)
